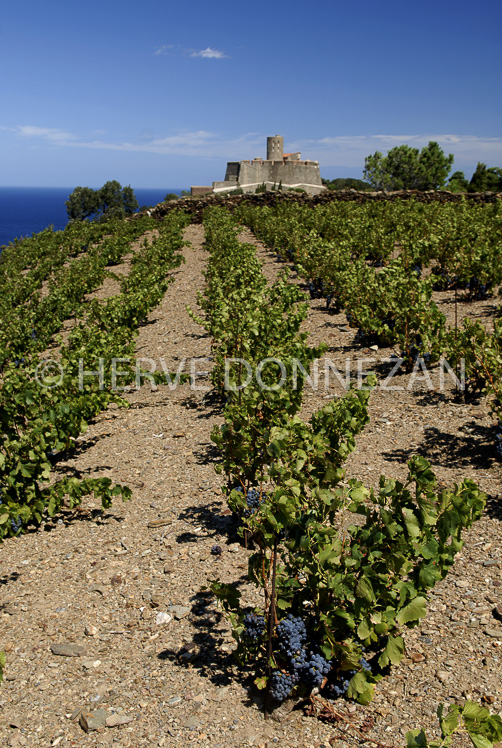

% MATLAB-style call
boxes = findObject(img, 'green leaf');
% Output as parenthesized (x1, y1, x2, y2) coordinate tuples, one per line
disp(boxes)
(418, 564, 441, 588)
(469, 734, 494, 748)
(402, 507, 421, 538)
(0, 513, 9, 525)
(346, 671, 374, 704)
(378, 635, 405, 668)
(357, 619, 371, 640)
(463, 701, 490, 721)
(439, 705, 460, 737)
(276, 598, 290, 610)
(396, 596, 427, 626)
(355, 577, 375, 603)
(406, 729, 429, 748)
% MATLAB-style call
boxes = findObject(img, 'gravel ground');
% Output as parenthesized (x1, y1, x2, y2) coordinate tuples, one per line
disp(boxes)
(1, 222, 501, 748)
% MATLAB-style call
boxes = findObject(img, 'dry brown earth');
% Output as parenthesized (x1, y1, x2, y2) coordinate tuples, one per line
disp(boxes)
(1, 222, 501, 747)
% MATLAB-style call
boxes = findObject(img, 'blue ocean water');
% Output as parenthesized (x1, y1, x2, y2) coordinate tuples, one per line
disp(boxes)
(0, 187, 181, 248)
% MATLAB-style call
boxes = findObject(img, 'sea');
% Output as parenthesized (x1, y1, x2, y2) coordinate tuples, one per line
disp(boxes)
(0, 187, 182, 249)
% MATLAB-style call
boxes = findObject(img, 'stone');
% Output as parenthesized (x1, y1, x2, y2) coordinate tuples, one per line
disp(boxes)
(84, 625, 99, 637)
(155, 612, 172, 625)
(184, 716, 200, 729)
(90, 585, 107, 596)
(167, 696, 182, 706)
(436, 670, 450, 684)
(82, 658, 101, 669)
(147, 518, 172, 528)
(168, 605, 190, 620)
(105, 713, 133, 727)
(271, 696, 301, 723)
(179, 650, 196, 662)
(483, 695, 496, 704)
(50, 643, 87, 657)
(79, 709, 108, 732)
(484, 628, 502, 637)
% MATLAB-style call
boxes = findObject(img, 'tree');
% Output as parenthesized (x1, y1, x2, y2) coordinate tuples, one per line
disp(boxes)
(418, 141, 454, 189)
(447, 171, 469, 192)
(121, 185, 139, 215)
(65, 186, 100, 221)
(363, 141, 454, 191)
(322, 177, 372, 191)
(164, 193, 179, 201)
(468, 163, 502, 192)
(65, 182, 139, 221)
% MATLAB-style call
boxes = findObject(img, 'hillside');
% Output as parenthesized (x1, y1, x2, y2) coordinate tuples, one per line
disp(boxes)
(1, 198, 502, 747)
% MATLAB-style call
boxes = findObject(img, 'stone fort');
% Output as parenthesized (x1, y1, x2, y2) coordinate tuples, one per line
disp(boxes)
(191, 136, 326, 196)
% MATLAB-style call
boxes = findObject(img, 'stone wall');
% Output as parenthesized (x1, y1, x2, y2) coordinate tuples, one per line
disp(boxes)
(133, 189, 502, 225)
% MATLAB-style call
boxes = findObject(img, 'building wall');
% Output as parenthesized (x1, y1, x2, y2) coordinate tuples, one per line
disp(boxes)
(214, 159, 325, 195)
(190, 186, 214, 196)
(224, 162, 240, 182)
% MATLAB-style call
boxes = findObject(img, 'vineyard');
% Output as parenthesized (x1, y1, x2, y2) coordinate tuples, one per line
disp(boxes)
(1, 195, 502, 747)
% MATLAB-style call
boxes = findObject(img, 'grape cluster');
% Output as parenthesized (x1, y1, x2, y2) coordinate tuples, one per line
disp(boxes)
(243, 612, 266, 641)
(277, 615, 307, 657)
(404, 335, 431, 367)
(325, 655, 372, 700)
(243, 487, 266, 517)
(301, 652, 331, 688)
(307, 278, 335, 309)
(328, 675, 352, 699)
(307, 278, 326, 300)
(270, 671, 295, 702)
(359, 656, 372, 672)
(466, 276, 490, 300)
(432, 268, 457, 291)
(354, 328, 382, 347)
(408, 347, 431, 366)
(11, 516, 22, 533)
(272, 615, 332, 700)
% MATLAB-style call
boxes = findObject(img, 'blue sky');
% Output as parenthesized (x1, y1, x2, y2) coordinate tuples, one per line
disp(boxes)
(1, 0, 501, 189)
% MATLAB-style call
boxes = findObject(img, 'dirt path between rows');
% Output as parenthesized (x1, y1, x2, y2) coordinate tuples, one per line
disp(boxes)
(1, 222, 501, 748)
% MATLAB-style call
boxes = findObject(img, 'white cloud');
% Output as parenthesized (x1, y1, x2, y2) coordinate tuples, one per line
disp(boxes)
(16, 125, 76, 145)
(6, 125, 260, 159)
(189, 47, 227, 59)
(154, 44, 174, 56)
(296, 134, 502, 169)
(154, 44, 228, 59)
(4, 126, 501, 169)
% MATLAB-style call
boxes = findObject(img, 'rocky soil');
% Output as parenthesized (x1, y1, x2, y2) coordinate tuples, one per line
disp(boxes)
(1, 221, 501, 748)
